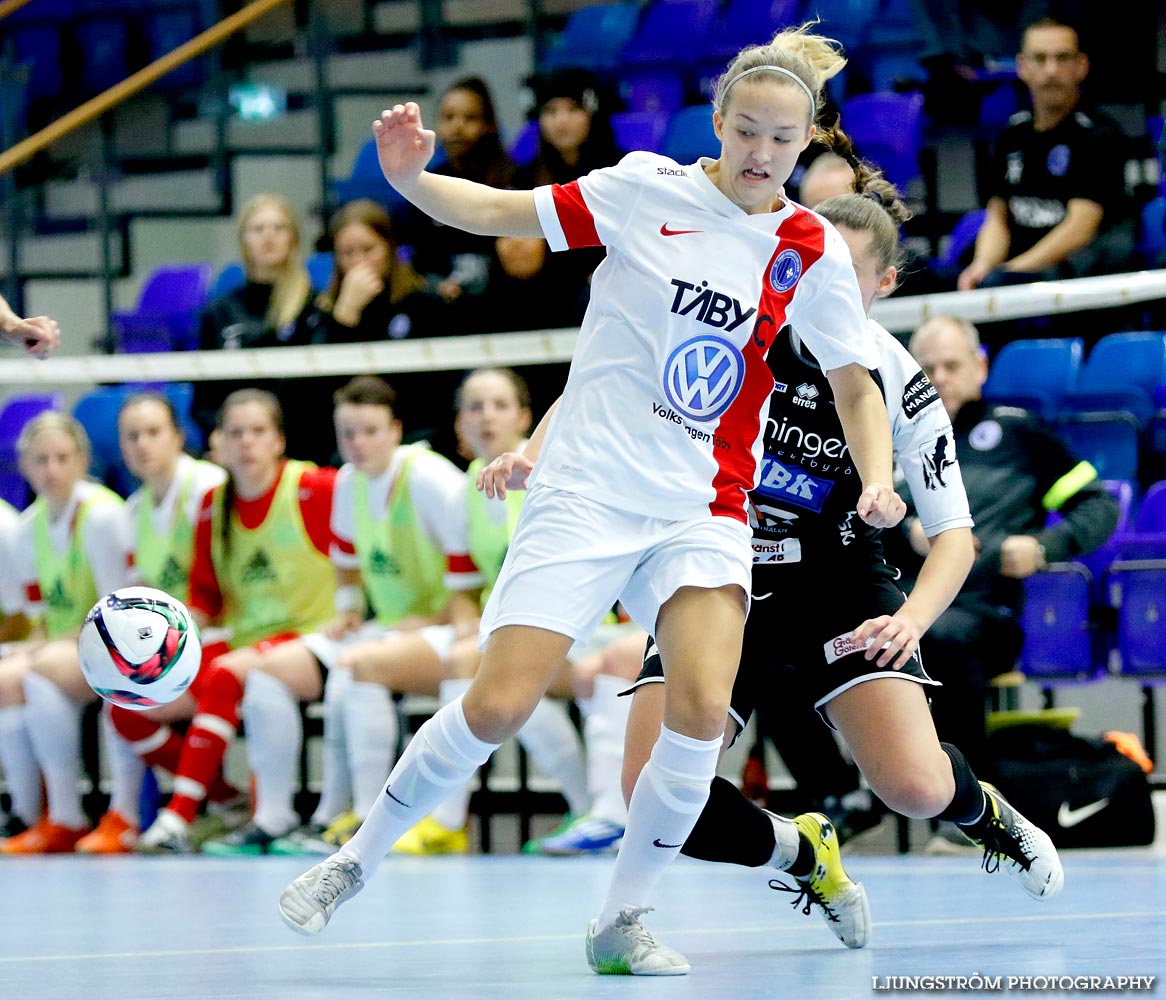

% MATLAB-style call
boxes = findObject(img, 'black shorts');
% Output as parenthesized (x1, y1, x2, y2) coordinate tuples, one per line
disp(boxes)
(628, 559, 937, 732)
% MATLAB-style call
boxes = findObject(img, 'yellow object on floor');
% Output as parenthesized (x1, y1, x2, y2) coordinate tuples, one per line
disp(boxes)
(392, 815, 469, 855)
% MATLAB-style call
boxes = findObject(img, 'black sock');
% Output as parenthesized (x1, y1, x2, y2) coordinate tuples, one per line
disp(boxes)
(935, 742, 987, 826)
(681, 776, 776, 867)
(786, 834, 816, 879)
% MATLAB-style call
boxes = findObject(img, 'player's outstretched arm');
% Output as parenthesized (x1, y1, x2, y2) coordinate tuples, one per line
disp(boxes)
(0, 294, 59, 358)
(374, 103, 542, 238)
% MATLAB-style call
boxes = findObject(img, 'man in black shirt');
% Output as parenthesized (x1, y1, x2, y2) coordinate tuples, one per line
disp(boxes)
(958, 17, 1132, 292)
(902, 315, 1119, 768)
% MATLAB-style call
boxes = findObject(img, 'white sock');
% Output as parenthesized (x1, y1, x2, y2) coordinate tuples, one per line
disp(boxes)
(595, 724, 719, 931)
(100, 707, 144, 825)
(516, 698, 589, 817)
(0, 704, 41, 825)
(584, 674, 632, 825)
(430, 678, 474, 831)
(339, 697, 498, 880)
(241, 671, 301, 836)
(766, 812, 803, 870)
(22, 672, 86, 828)
(343, 680, 398, 819)
(311, 667, 353, 825)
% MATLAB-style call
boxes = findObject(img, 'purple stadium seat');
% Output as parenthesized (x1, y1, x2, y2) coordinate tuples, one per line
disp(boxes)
(111, 262, 213, 353)
(508, 120, 541, 166)
(611, 111, 667, 155)
(704, 0, 804, 62)
(621, 0, 719, 70)
(935, 209, 986, 270)
(619, 71, 685, 115)
(1115, 481, 1166, 561)
(660, 104, 719, 164)
(841, 91, 925, 190)
(0, 393, 62, 493)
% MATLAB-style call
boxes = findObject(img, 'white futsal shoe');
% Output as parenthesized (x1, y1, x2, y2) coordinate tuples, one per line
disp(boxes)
(770, 812, 870, 949)
(958, 783, 1064, 900)
(278, 855, 365, 935)
(586, 906, 690, 976)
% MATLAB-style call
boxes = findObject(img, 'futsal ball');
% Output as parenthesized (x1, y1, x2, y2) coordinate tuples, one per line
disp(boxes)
(78, 587, 202, 711)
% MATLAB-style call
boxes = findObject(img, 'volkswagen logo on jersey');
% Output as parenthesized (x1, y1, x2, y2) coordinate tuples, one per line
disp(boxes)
(663, 335, 745, 421)
(769, 249, 803, 293)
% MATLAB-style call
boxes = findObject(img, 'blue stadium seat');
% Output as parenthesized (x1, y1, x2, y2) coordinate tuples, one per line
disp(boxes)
(306, 251, 334, 292)
(1057, 412, 1141, 484)
(1046, 479, 1135, 606)
(111, 262, 213, 353)
(611, 111, 667, 155)
(74, 15, 130, 95)
(145, 3, 209, 91)
(11, 26, 64, 102)
(1061, 332, 1166, 427)
(1137, 197, 1166, 268)
(620, 0, 719, 70)
(660, 105, 719, 164)
(982, 337, 1083, 421)
(803, 0, 878, 50)
(703, 0, 804, 62)
(1020, 563, 1099, 682)
(1115, 480, 1166, 561)
(208, 262, 246, 302)
(332, 136, 409, 219)
(508, 120, 540, 166)
(73, 387, 129, 486)
(934, 208, 986, 271)
(841, 91, 925, 189)
(540, 3, 641, 72)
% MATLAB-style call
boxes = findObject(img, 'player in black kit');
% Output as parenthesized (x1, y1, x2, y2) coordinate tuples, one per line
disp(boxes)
(624, 174, 1065, 947)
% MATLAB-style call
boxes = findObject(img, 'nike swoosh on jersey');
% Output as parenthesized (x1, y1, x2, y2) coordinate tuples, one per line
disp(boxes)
(1056, 798, 1109, 827)
(653, 838, 683, 848)
(660, 223, 702, 236)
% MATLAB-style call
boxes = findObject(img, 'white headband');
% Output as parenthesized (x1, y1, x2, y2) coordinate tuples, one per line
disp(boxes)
(717, 65, 816, 119)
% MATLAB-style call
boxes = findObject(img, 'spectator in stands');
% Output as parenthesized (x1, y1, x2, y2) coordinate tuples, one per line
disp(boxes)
(957, 17, 1133, 292)
(0, 291, 60, 358)
(901, 315, 1119, 776)
(0, 414, 134, 854)
(796, 152, 855, 208)
(193, 194, 314, 440)
(401, 77, 513, 333)
(135, 389, 338, 854)
(309, 199, 441, 345)
(490, 69, 623, 331)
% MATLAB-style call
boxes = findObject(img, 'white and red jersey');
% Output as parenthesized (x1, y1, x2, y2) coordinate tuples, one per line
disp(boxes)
(531, 151, 879, 523)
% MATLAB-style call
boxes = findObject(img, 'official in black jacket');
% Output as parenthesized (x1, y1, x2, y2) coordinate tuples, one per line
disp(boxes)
(900, 314, 1118, 766)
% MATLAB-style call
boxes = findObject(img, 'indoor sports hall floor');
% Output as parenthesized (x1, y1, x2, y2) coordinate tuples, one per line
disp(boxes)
(1, 848, 1162, 999)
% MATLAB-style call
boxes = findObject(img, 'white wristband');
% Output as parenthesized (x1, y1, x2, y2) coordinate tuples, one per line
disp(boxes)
(335, 584, 366, 616)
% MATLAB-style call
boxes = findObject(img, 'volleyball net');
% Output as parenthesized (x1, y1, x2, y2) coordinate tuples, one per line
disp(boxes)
(0, 269, 1163, 389)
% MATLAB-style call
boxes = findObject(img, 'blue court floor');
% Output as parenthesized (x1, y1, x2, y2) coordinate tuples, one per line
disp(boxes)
(0, 849, 1162, 999)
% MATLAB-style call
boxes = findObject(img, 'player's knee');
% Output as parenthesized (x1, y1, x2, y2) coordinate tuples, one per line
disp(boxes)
(665, 687, 731, 742)
(0, 671, 24, 705)
(873, 766, 954, 818)
(460, 686, 535, 744)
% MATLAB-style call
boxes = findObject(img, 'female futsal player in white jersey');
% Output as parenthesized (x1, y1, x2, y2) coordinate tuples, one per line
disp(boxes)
(280, 24, 904, 976)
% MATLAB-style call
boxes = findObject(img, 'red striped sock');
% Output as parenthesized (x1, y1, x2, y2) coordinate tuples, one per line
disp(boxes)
(166, 665, 243, 824)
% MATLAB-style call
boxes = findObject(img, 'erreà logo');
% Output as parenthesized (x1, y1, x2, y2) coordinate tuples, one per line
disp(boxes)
(240, 549, 277, 584)
(793, 382, 818, 409)
(769, 249, 802, 292)
(663, 335, 744, 422)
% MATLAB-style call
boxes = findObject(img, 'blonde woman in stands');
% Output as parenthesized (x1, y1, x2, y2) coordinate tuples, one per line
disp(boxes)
(281, 23, 903, 976)
(135, 389, 338, 853)
(201, 375, 481, 856)
(0, 413, 133, 854)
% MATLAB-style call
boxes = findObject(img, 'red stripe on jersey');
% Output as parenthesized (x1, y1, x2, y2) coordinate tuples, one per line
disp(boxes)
(551, 180, 602, 249)
(709, 209, 827, 521)
(447, 552, 477, 575)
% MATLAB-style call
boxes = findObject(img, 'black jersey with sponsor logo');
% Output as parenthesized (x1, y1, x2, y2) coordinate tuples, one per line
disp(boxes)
(749, 321, 973, 571)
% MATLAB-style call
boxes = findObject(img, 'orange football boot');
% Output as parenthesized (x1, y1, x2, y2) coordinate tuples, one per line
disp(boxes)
(76, 811, 139, 854)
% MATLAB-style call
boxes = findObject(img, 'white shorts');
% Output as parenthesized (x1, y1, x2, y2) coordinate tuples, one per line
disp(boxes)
(479, 484, 752, 647)
(303, 622, 457, 672)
